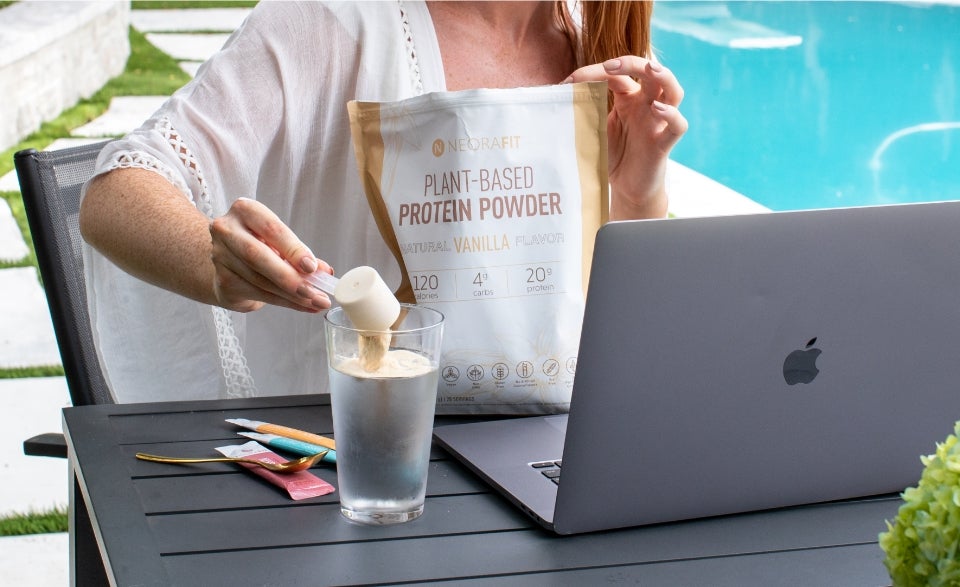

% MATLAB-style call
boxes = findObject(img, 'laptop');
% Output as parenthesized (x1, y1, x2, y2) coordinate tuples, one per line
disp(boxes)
(434, 201, 960, 535)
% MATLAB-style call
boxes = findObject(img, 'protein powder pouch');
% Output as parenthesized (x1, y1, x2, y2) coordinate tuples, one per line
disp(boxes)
(348, 81, 608, 414)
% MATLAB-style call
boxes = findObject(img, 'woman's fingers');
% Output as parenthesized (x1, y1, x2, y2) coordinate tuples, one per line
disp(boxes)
(602, 57, 684, 106)
(651, 100, 689, 151)
(565, 56, 684, 108)
(209, 198, 331, 312)
(233, 198, 318, 273)
(212, 262, 324, 314)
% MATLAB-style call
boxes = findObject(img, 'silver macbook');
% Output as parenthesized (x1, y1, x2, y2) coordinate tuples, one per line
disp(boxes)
(434, 201, 960, 534)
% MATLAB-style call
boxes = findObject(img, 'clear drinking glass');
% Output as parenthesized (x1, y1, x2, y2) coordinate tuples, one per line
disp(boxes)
(324, 304, 444, 525)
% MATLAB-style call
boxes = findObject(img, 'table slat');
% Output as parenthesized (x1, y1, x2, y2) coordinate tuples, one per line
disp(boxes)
(158, 501, 895, 586)
(406, 542, 889, 587)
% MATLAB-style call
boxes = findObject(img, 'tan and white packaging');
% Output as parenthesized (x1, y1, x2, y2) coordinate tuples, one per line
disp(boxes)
(348, 82, 609, 414)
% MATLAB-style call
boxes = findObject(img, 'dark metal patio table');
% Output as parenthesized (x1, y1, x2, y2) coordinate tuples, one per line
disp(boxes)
(63, 394, 898, 586)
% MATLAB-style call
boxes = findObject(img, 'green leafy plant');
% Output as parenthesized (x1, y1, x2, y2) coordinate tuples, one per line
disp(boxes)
(880, 421, 960, 586)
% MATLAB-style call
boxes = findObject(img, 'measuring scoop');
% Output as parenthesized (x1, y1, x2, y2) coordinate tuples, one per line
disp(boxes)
(306, 266, 400, 331)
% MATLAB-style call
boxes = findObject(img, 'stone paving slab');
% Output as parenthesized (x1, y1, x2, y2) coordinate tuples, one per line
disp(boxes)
(179, 60, 203, 78)
(146, 32, 231, 63)
(0, 376, 71, 516)
(0, 199, 28, 263)
(72, 95, 168, 138)
(0, 533, 68, 587)
(0, 377, 71, 587)
(0, 267, 60, 368)
(0, 169, 18, 194)
(130, 8, 251, 33)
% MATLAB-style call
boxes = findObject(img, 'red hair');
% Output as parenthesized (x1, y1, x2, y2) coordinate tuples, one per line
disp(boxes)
(557, 1, 654, 67)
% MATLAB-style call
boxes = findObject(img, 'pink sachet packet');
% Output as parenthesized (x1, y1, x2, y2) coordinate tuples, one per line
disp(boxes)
(215, 441, 335, 500)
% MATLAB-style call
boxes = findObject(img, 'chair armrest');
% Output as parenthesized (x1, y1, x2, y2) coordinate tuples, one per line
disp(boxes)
(23, 432, 68, 459)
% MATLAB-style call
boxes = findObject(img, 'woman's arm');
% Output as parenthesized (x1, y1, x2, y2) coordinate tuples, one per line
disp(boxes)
(81, 167, 217, 305)
(81, 167, 331, 313)
(80, 3, 343, 314)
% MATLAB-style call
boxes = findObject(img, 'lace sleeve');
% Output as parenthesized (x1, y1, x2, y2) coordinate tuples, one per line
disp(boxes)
(89, 118, 258, 400)
(96, 116, 218, 218)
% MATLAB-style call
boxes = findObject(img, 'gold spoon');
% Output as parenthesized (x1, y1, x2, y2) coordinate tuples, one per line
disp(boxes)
(135, 450, 329, 474)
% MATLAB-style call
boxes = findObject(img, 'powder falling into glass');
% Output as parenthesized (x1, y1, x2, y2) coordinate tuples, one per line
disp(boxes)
(331, 266, 400, 371)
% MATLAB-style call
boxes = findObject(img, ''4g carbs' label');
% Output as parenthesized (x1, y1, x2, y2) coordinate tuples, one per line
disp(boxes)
(349, 82, 608, 415)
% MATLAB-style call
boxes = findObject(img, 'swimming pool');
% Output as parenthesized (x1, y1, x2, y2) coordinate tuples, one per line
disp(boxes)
(652, 1, 960, 211)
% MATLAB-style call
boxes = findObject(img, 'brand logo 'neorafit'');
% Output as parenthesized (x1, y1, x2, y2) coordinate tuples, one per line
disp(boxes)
(432, 135, 521, 157)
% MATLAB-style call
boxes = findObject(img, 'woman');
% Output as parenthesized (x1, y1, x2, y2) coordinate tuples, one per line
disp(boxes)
(79, 1, 686, 403)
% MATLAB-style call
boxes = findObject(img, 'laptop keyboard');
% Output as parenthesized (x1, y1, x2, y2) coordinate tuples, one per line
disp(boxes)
(530, 460, 562, 485)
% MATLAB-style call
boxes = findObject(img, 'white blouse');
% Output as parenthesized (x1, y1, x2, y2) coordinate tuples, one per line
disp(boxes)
(81, 1, 448, 402)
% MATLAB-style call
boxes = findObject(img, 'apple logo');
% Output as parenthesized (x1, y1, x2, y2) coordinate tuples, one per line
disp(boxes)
(782, 337, 821, 385)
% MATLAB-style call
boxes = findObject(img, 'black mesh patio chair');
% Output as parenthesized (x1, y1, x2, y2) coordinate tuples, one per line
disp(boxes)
(14, 141, 115, 458)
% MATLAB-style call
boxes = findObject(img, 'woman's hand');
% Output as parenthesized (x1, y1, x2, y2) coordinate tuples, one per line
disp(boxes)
(564, 56, 688, 219)
(209, 198, 333, 313)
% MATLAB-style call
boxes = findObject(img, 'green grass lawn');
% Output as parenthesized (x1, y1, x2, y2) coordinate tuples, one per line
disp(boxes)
(0, 508, 68, 536)
(0, 0, 256, 537)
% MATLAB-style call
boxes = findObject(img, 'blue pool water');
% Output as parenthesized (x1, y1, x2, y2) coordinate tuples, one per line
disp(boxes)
(652, 1, 960, 211)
